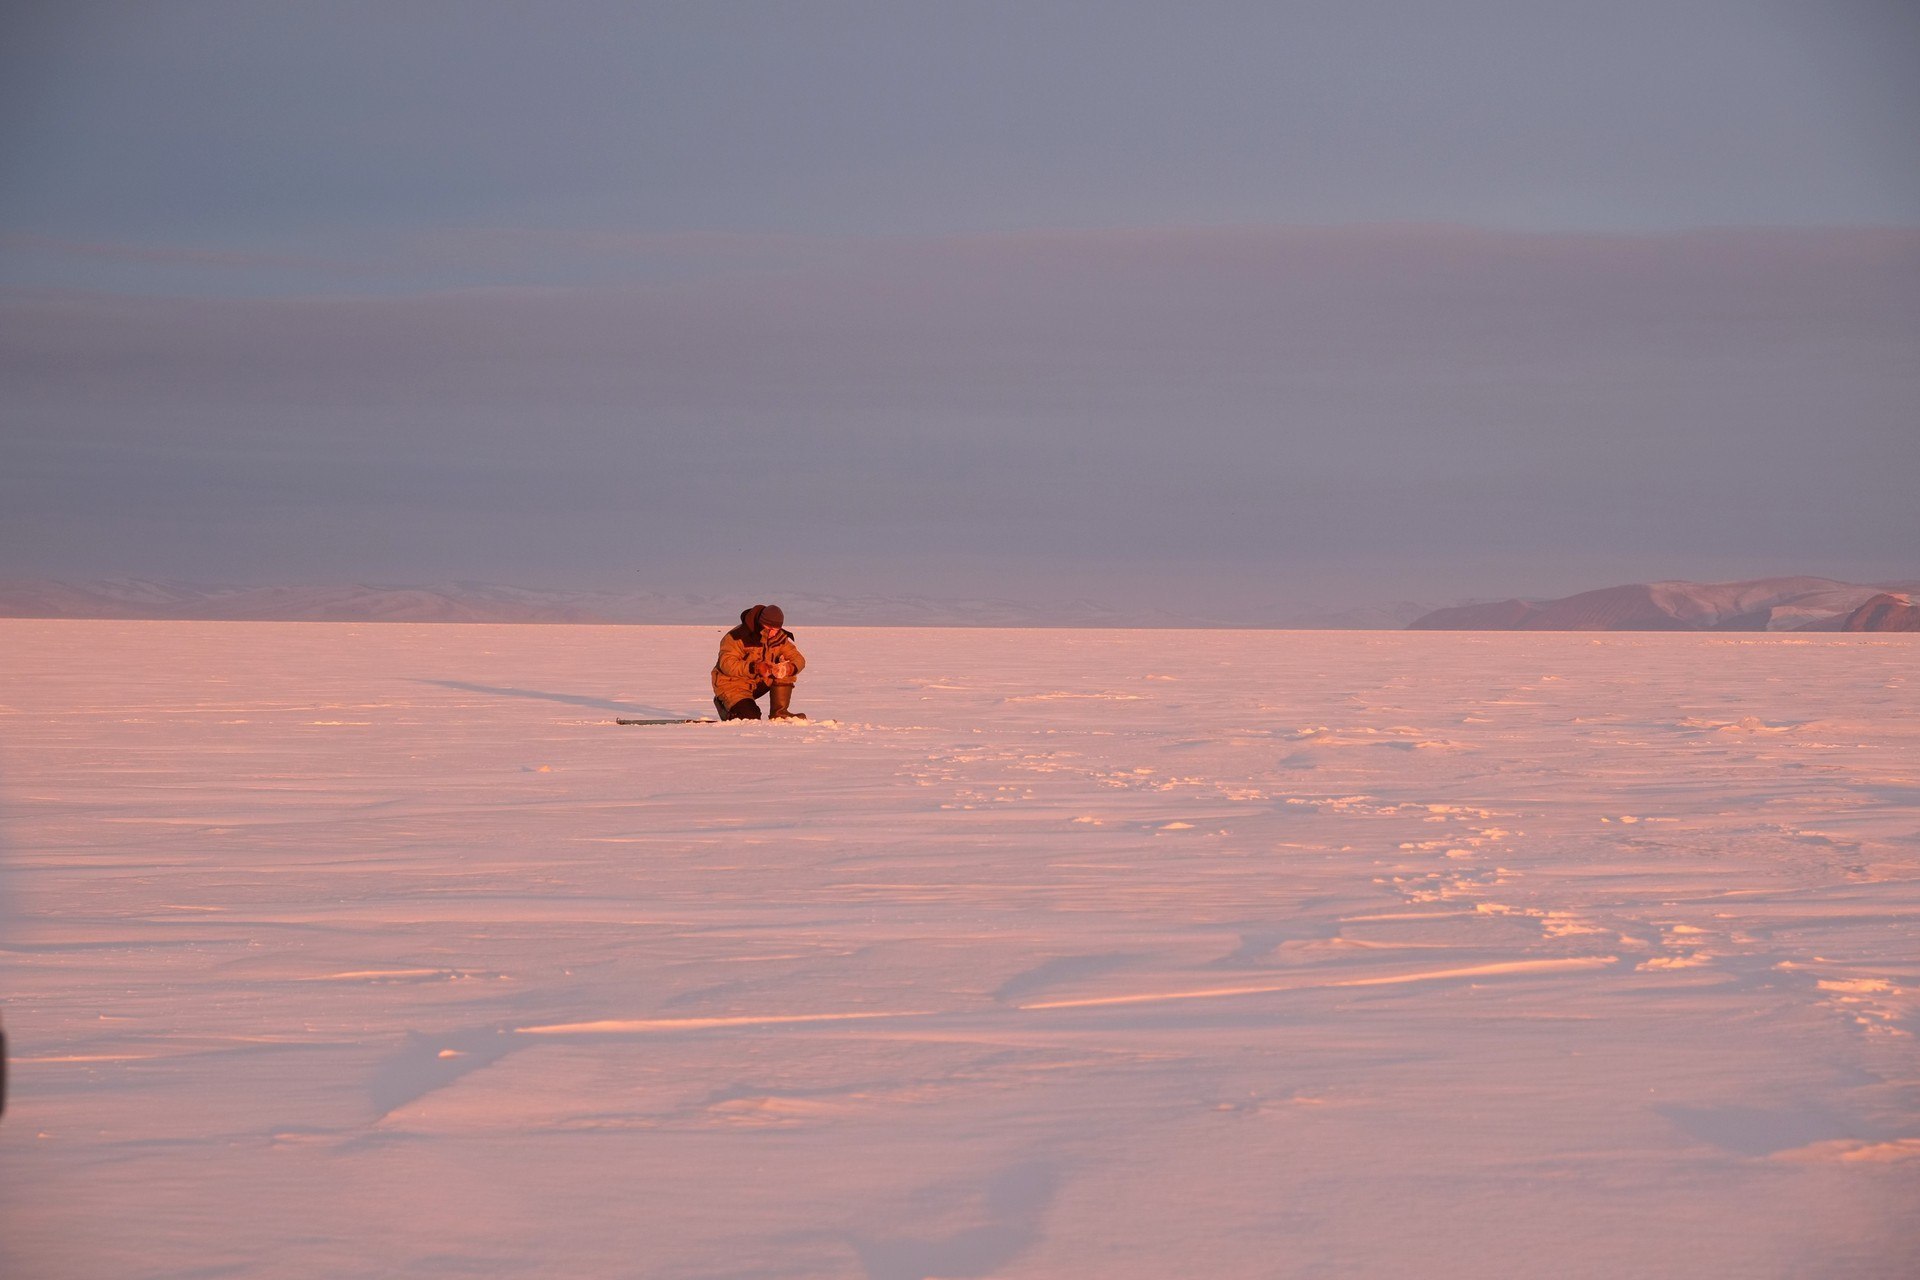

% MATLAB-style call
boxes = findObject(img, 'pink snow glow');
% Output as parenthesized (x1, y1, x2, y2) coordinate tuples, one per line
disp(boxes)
(1, 620, 1916, 1276)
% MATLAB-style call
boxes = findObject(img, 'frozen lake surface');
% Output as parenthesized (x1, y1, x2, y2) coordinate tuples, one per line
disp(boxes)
(2, 621, 1916, 1278)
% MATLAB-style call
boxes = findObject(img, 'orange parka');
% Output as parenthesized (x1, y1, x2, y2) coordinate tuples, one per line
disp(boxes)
(711, 607, 806, 707)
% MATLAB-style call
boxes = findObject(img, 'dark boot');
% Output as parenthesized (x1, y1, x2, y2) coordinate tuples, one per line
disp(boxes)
(721, 697, 762, 720)
(768, 684, 796, 719)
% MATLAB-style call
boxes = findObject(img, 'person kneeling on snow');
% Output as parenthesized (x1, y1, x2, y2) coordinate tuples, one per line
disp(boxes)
(712, 604, 805, 720)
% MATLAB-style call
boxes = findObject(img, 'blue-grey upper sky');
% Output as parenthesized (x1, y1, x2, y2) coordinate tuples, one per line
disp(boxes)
(3, 1, 1917, 611)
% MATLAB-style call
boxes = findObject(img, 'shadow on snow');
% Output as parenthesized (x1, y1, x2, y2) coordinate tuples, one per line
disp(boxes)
(412, 679, 686, 718)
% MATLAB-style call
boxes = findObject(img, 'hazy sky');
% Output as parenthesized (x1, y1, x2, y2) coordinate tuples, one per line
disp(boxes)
(3, 2, 1917, 611)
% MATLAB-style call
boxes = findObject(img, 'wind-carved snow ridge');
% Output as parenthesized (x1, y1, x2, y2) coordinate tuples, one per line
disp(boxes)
(2, 621, 1917, 1278)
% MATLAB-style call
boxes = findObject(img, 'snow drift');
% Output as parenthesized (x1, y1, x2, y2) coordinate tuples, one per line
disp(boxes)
(1, 621, 1915, 1278)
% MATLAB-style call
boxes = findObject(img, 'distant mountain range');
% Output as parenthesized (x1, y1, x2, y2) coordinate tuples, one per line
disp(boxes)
(3, 576, 1910, 630)
(0, 577, 1434, 629)
(1407, 577, 1920, 632)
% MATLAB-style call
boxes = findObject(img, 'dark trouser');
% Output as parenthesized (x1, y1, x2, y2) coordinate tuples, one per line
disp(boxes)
(716, 683, 794, 720)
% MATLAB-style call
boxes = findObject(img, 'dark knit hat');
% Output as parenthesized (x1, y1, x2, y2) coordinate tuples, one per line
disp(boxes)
(760, 604, 784, 628)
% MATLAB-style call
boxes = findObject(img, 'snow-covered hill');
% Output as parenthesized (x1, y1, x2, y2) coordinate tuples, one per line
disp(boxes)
(1408, 576, 1918, 631)
(1834, 591, 1920, 632)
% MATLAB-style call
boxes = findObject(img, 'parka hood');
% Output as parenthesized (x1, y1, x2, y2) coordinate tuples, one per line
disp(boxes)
(730, 604, 792, 642)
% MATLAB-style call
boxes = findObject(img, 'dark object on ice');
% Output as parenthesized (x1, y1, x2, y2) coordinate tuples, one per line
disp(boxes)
(1837, 592, 1920, 632)
(712, 604, 807, 719)
(614, 714, 807, 725)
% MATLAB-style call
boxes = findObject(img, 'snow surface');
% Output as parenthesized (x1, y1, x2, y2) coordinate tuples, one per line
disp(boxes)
(2, 620, 1917, 1279)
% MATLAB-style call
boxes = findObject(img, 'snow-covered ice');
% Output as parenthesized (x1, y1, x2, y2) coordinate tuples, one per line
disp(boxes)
(2, 621, 1916, 1278)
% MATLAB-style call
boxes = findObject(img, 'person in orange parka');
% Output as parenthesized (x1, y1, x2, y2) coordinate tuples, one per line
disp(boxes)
(711, 604, 806, 720)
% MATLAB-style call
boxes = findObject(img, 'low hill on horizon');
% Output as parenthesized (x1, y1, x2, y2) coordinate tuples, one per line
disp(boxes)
(0, 576, 1443, 629)
(1836, 592, 1920, 632)
(1408, 577, 1919, 632)
(8, 576, 1909, 631)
